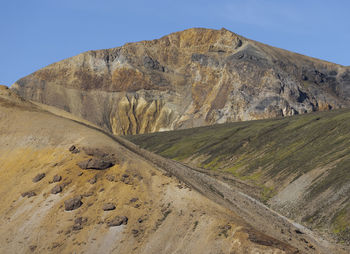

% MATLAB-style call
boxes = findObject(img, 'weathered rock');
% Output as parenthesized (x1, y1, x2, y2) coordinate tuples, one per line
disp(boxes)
(106, 216, 128, 227)
(52, 175, 62, 182)
(69, 145, 76, 152)
(32, 173, 45, 183)
(64, 196, 82, 211)
(77, 158, 114, 170)
(12, 28, 350, 135)
(102, 203, 116, 211)
(51, 184, 62, 194)
(21, 191, 36, 198)
(69, 145, 80, 154)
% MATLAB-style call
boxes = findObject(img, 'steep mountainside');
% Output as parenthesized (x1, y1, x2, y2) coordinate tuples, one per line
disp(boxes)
(0, 85, 302, 254)
(126, 109, 350, 246)
(12, 28, 350, 135)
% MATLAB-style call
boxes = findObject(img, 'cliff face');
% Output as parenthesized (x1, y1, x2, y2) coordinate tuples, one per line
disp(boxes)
(12, 28, 350, 134)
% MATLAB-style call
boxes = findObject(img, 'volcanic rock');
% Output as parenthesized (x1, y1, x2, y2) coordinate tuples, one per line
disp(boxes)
(32, 173, 45, 183)
(64, 196, 83, 211)
(107, 216, 128, 227)
(21, 191, 36, 198)
(51, 185, 62, 194)
(102, 203, 116, 211)
(69, 145, 80, 154)
(77, 158, 114, 170)
(52, 175, 62, 182)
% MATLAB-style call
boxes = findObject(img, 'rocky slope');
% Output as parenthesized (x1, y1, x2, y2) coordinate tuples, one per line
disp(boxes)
(126, 109, 350, 247)
(0, 86, 301, 253)
(12, 28, 350, 135)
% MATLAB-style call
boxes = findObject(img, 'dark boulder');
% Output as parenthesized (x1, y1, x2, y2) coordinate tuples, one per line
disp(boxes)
(77, 158, 114, 170)
(107, 216, 128, 227)
(69, 145, 76, 152)
(32, 173, 45, 183)
(69, 145, 80, 154)
(64, 196, 82, 211)
(102, 203, 116, 211)
(53, 175, 62, 182)
(51, 185, 62, 194)
(21, 191, 36, 198)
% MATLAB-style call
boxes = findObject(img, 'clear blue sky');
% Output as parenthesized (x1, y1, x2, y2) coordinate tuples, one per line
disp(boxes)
(1, 0, 349, 86)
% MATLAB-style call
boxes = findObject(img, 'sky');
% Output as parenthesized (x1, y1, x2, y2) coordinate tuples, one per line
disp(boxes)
(1, 0, 349, 86)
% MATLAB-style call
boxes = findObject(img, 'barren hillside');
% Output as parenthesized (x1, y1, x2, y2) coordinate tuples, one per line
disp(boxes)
(0, 85, 303, 253)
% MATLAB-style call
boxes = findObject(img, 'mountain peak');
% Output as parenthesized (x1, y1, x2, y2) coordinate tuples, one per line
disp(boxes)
(12, 28, 350, 135)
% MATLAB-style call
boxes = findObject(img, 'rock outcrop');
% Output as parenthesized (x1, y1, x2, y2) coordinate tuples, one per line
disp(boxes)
(12, 28, 350, 134)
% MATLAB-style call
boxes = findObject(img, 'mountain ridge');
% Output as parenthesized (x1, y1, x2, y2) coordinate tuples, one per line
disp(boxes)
(12, 27, 350, 135)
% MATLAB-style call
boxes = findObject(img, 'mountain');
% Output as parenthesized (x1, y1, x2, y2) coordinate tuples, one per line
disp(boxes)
(0, 85, 306, 254)
(11, 28, 350, 135)
(126, 109, 350, 246)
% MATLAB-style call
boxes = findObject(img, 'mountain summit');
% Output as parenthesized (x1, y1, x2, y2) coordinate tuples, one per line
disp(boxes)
(12, 28, 350, 134)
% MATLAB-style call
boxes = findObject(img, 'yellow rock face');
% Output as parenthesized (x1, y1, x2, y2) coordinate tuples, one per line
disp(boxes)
(12, 28, 350, 134)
